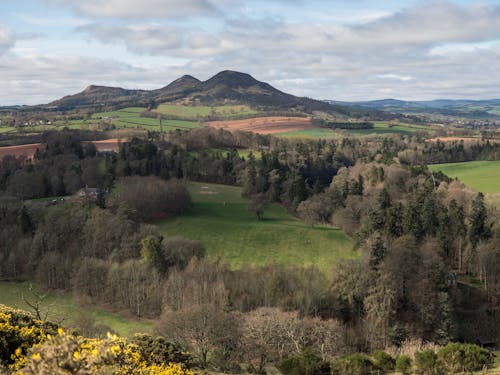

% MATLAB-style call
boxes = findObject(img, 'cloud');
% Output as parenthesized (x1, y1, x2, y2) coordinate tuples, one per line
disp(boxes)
(0, 26, 16, 56)
(77, 23, 226, 57)
(3, 1, 500, 104)
(44, 0, 219, 18)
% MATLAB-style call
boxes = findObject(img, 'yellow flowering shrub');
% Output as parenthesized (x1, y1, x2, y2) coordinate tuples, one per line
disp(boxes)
(0, 305, 57, 371)
(14, 327, 194, 375)
(0, 305, 194, 375)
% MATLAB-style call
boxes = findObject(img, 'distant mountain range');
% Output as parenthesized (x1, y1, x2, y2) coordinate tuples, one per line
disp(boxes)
(328, 98, 500, 119)
(45, 70, 372, 119)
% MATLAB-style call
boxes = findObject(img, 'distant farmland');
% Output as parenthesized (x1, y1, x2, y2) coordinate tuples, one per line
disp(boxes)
(208, 116, 313, 134)
(429, 160, 500, 193)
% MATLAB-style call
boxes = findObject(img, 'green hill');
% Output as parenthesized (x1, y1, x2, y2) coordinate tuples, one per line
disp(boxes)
(157, 182, 355, 273)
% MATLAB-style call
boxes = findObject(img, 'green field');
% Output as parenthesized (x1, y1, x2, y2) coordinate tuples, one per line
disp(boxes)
(0, 281, 152, 337)
(91, 108, 199, 131)
(278, 128, 340, 139)
(157, 182, 355, 273)
(279, 121, 431, 139)
(429, 160, 500, 193)
(346, 121, 431, 136)
(155, 104, 258, 119)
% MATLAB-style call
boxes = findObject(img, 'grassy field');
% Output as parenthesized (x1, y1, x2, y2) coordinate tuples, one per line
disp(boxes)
(278, 128, 339, 139)
(157, 182, 355, 273)
(91, 108, 200, 131)
(346, 121, 431, 136)
(0, 281, 152, 337)
(279, 121, 431, 139)
(429, 160, 500, 193)
(155, 104, 258, 119)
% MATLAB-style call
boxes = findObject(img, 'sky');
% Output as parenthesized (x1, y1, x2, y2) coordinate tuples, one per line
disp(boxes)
(1, 0, 500, 105)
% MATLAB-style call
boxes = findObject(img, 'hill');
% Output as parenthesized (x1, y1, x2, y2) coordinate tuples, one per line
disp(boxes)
(333, 98, 500, 119)
(44, 70, 380, 118)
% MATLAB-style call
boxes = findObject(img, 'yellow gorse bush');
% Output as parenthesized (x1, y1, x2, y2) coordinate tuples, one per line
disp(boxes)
(0, 305, 194, 375)
(14, 325, 194, 374)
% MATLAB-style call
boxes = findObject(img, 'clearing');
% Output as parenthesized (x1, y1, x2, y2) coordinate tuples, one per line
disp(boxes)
(429, 160, 500, 194)
(0, 281, 152, 337)
(208, 116, 313, 134)
(157, 182, 355, 273)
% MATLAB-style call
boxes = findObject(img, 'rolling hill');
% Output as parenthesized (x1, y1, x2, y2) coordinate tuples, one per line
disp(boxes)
(44, 70, 380, 118)
(331, 98, 500, 119)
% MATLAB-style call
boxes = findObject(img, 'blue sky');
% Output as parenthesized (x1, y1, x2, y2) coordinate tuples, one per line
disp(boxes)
(1, 0, 500, 105)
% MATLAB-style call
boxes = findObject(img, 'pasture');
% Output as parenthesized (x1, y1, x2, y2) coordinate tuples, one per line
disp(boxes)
(0, 281, 152, 337)
(157, 182, 355, 273)
(279, 121, 431, 139)
(91, 107, 200, 132)
(155, 104, 258, 119)
(429, 160, 500, 193)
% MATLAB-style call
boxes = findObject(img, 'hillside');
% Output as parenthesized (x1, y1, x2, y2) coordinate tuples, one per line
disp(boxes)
(44, 70, 379, 118)
(333, 98, 500, 119)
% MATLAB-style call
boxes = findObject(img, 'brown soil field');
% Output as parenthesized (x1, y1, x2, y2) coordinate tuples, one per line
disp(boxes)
(84, 139, 128, 153)
(208, 116, 313, 134)
(0, 143, 43, 161)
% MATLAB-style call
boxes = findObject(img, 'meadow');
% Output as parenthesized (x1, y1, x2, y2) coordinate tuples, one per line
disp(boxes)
(429, 160, 500, 193)
(91, 107, 199, 131)
(155, 103, 258, 119)
(157, 182, 355, 273)
(279, 121, 432, 138)
(0, 281, 152, 337)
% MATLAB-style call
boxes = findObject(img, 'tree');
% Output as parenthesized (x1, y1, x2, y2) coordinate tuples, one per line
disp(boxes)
(157, 304, 241, 370)
(248, 193, 268, 220)
(469, 193, 490, 248)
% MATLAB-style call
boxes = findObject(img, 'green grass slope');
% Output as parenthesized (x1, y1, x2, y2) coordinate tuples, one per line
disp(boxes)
(157, 182, 355, 273)
(0, 281, 152, 337)
(429, 160, 500, 193)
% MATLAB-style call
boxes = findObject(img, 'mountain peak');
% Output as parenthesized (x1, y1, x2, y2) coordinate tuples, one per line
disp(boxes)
(205, 70, 260, 89)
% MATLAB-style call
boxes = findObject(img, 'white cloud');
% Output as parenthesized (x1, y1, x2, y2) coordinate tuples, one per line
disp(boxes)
(0, 26, 15, 56)
(44, 0, 219, 18)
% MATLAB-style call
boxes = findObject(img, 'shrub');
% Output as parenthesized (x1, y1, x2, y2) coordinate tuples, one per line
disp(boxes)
(395, 355, 411, 374)
(414, 349, 439, 375)
(437, 342, 493, 373)
(279, 349, 330, 375)
(331, 353, 375, 375)
(372, 351, 395, 372)
(0, 304, 57, 370)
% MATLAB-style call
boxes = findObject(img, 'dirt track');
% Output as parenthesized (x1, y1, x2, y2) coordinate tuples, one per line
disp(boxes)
(208, 116, 313, 134)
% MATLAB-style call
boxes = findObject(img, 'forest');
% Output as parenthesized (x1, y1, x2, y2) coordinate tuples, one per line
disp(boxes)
(0, 128, 499, 374)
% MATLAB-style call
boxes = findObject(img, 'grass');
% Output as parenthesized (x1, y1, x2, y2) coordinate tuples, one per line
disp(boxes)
(278, 128, 340, 139)
(428, 160, 500, 193)
(90, 107, 200, 132)
(0, 281, 152, 337)
(346, 121, 431, 136)
(155, 104, 258, 119)
(157, 182, 355, 273)
(0, 126, 16, 133)
(278, 121, 431, 139)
